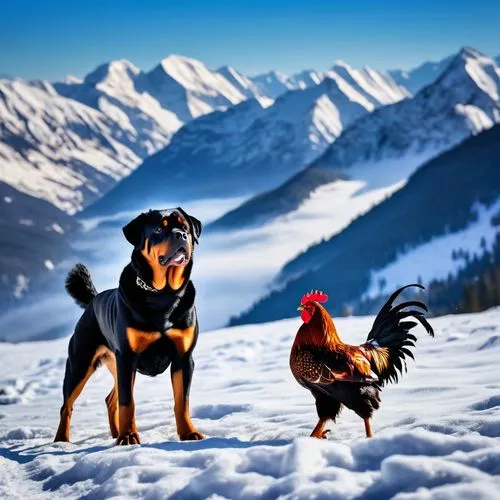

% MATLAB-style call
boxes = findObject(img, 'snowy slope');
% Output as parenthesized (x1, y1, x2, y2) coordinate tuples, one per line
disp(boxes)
(311, 47, 500, 185)
(84, 67, 407, 217)
(364, 200, 500, 299)
(328, 60, 410, 106)
(389, 53, 454, 94)
(0, 78, 143, 214)
(1, 309, 500, 499)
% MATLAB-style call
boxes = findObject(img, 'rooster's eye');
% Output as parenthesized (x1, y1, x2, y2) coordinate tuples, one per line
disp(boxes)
(154, 227, 162, 234)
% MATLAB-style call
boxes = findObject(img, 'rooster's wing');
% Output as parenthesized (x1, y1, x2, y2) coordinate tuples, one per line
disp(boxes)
(291, 347, 379, 387)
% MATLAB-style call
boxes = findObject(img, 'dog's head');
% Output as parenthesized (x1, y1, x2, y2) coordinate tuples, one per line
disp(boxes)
(123, 208, 202, 290)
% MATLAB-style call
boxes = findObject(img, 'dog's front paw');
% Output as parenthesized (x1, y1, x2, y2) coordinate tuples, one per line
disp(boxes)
(179, 431, 205, 441)
(116, 432, 141, 445)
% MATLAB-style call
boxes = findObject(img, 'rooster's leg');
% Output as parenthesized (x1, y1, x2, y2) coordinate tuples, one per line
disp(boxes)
(310, 417, 330, 439)
(364, 417, 373, 438)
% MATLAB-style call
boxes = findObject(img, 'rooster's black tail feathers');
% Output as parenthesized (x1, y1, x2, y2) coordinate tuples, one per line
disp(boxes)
(65, 263, 98, 309)
(367, 284, 434, 384)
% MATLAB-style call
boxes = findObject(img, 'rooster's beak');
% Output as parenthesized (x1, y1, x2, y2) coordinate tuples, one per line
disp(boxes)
(297, 305, 304, 311)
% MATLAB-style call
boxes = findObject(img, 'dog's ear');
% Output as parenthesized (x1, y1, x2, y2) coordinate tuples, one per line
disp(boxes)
(189, 215, 202, 244)
(122, 212, 148, 247)
(177, 207, 202, 245)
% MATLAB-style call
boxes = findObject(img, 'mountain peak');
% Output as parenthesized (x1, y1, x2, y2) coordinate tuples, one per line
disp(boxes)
(431, 46, 499, 101)
(83, 59, 140, 86)
(63, 75, 83, 85)
(332, 60, 352, 70)
(158, 54, 208, 73)
(457, 46, 486, 59)
(253, 70, 289, 82)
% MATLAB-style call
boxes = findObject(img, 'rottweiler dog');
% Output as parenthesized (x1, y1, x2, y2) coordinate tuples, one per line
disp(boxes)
(54, 208, 204, 445)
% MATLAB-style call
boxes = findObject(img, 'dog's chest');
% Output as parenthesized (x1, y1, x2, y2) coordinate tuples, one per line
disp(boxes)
(126, 326, 195, 356)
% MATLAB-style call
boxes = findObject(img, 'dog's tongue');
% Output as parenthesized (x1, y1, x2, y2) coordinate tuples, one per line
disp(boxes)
(173, 253, 185, 264)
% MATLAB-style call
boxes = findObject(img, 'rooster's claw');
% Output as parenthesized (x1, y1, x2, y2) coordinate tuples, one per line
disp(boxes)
(311, 428, 330, 439)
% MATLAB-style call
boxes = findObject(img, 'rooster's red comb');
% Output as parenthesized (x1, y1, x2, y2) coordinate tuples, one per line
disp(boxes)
(301, 289, 329, 305)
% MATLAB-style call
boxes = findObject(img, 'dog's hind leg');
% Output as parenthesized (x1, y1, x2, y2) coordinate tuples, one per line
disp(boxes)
(103, 352, 119, 439)
(54, 307, 105, 442)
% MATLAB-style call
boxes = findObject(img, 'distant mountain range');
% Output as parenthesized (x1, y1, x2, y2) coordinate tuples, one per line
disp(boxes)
(84, 63, 408, 216)
(2, 48, 496, 217)
(232, 123, 500, 325)
(0, 56, 264, 214)
(209, 48, 500, 232)
(388, 54, 454, 94)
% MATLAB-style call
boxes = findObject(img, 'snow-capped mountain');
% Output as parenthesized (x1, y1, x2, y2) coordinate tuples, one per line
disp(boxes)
(0, 55, 270, 214)
(250, 70, 295, 98)
(233, 123, 500, 326)
(0, 182, 77, 304)
(143, 55, 251, 122)
(85, 68, 407, 217)
(389, 53, 454, 95)
(55, 59, 183, 158)
(216, 66, 271, 104)
(0, 78, 143, 214)
(328, 61, 410, 106)
(250, 64, 409, 103)
(311, 47, 500, 184)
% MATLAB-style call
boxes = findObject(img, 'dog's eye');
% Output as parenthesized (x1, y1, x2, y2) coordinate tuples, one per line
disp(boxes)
(182, 224, 189, 233)
(154, 227, 162, 234)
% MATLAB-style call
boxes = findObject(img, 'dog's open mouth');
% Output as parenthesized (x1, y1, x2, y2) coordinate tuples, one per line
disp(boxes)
(159, 248, 189, 267)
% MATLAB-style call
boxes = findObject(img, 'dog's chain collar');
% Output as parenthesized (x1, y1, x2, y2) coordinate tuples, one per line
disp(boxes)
(136, 276, 160, 293)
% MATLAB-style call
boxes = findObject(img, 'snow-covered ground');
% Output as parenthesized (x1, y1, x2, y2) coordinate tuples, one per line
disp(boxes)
(1, 309, 500, 499)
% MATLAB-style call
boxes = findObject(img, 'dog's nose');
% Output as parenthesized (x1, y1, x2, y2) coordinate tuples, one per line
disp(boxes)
(172, 228, 188, 241)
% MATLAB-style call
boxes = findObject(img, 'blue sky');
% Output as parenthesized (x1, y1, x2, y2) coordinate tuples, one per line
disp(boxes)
(2, 0, 500, 81)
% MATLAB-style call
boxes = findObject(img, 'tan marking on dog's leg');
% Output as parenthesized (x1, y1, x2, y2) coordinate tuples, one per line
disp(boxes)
(171, 369, 203, 440)
(103, 351, 119, 438)
(54, 346, 110, 442)
(116, 371, 140, 445)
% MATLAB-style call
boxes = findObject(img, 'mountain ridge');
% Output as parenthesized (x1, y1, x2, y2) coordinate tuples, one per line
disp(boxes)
(232, 124, 500, 326)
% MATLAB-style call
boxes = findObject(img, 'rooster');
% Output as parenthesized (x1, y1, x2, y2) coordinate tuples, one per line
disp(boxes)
(290, 285, 434, 439)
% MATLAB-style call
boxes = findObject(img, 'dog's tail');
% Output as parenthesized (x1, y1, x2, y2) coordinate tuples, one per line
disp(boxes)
(65, 263, 98, 309)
